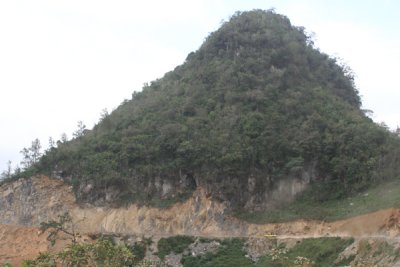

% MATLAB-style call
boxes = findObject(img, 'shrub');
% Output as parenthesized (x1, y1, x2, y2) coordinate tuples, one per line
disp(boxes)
(22, 239, 151, 267)
(157, 235, 195, 260)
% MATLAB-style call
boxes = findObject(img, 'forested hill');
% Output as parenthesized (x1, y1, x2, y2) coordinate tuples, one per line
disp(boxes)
(36, 10, 400, 210)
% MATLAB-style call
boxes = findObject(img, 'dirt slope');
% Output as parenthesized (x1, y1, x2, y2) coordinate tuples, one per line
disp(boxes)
(0, 224, 48, 266)
(247, 208, 400, 239)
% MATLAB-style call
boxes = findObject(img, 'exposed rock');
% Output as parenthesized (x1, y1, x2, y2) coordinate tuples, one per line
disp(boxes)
(0, 176, 75, 226)
(1, 176, 400, 240)
(164, 253, 182, 267)
(188, 239, 221, 257)
(245, 237, 276, 262)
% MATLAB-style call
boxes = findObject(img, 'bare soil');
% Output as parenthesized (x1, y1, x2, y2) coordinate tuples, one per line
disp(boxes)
(0, 224, 48, 266)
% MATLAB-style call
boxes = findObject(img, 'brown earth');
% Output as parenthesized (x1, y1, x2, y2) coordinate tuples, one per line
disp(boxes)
(0, 224, 48, 266)
(0, 224, 92, 266)
(1, 176, 400, 265)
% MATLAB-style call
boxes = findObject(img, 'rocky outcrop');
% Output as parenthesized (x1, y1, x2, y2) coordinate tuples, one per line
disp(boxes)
(1, 176, 400, 240)
(72, 165, 315, 212)
(0, 176, 247, 236)
(0, 176, 75, 226)
(0, 175, 310, 237)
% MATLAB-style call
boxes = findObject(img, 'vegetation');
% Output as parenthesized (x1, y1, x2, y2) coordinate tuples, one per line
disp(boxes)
(3, 8, 400, 267)
(257, 247, 314, 267)
(181, 238, 253, 267)
(238, 178, 400, 223)
(20, 138, 42, 169)
(18, 215, 153, 267)
(8, 235, 395, 267)
(22, 239, 151, 267)
(40, 212, 79, 245)
(157, 235, 195, 260)
(256, 237, 354, 267)
(6, 9, 400, 210)
(351, 239, 400, 266)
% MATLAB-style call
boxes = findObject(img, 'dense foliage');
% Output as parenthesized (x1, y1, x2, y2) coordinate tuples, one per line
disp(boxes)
(35, 10, 400, 208)
(22, 239, 150, 267)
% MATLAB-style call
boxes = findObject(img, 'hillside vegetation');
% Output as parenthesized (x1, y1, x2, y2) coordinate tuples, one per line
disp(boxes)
(31, 10, 400, 211)
(239, 178, 400, 223)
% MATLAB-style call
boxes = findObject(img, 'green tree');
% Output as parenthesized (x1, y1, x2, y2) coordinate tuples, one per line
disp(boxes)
(72, 121, 87, 138)
(0, 160, 12, 180)
(40, 212, 79, 245)
(20, 138, 42, 169)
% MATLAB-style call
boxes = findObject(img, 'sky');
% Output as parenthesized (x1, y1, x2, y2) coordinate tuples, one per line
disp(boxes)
(0, 0, 399, 173)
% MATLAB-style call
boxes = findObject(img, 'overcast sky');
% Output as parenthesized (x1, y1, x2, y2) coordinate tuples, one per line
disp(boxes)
(1, 0, 399, 173)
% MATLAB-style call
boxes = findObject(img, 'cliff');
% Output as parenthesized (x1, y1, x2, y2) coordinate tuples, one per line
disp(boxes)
(2, 176, 400, 238)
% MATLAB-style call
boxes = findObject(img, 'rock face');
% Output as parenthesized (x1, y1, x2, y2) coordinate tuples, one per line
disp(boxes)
(2, 176, 400, 240)
(72, 167, 314, 213)
(0, 176, 75, 226)
(0, 176, 247, 237)
(0, 175, 310, 236)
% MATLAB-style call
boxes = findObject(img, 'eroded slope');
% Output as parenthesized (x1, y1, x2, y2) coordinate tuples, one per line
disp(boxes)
(1, 176, 400, 239)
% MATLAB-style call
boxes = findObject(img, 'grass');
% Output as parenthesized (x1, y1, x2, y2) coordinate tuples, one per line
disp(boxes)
(237, 179, 400, 223)
(256, 237, 354, 267)
(285, 237, 354, 266)
(181, 238, 253, 267)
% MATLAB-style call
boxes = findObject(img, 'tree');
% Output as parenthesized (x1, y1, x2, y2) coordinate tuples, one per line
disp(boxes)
(73, 121, 87, 138)
(30, 211, 154, 267)
(0, 160, 12, 180)
(23, 239, 153, 267)
(99, 108, 109, 121)
(14, 165, 21, 176)
(20, 138, 42, 169)
(40, 212, 79, 245)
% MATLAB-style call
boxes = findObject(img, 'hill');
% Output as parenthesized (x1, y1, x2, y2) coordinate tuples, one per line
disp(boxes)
(33, 9, 400, 212)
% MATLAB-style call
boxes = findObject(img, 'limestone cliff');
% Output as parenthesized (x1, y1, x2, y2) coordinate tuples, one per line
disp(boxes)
(0, 176, 75, 226)
(1, 176, 400, 240)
